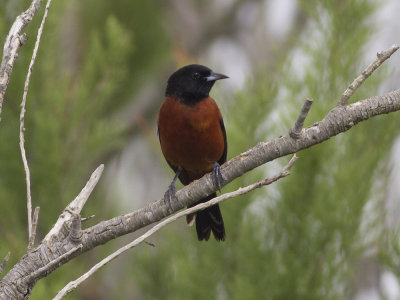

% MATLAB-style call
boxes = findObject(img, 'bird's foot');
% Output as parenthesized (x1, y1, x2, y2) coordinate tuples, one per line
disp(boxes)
(164, 183, 177, 211)
(212, 162, 225, 191)
(164, 168, 181, 211)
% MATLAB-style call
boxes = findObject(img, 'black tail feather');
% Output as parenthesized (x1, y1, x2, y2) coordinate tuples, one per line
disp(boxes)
(187, 193, 225, 241)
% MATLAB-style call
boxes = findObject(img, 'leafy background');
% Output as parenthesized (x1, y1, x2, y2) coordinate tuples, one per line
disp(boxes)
(0, 0, 399, 299)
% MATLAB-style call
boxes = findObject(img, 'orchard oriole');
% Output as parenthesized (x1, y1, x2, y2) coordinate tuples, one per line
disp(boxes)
(158, 64, 228, 241)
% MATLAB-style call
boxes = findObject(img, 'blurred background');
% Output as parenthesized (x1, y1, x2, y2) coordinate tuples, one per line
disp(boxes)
(0, 0, 400, 299)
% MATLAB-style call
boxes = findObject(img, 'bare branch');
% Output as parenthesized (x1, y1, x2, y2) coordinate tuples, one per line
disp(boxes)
(43, 164, 104, 244)
(337, 44, 399, 106)
(23, 245, 83, 285)
(20, 0, 53, 241)
(0, 0, 45, 121)
(53, 155, 297, 300)
(19, 121, 32, 239)
(255, 154, 297, 187)
(0, 253, 11, 275)
(68, 214, 82, 244)
(27, 207, 40, 251)
(289, 99, 313, 139)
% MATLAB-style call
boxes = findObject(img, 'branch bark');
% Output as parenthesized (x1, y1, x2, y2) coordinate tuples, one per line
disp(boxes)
(27, 207, 40, 251)
(0, 87, 399, 299)
(0, 0, 45, 121)
(289, 98, 313, 139)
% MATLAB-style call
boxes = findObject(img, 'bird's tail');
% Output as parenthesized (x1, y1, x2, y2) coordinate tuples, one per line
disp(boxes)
(186, 193, 225, 241)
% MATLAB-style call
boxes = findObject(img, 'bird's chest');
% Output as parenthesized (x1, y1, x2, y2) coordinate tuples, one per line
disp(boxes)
(158, 97, 224, 174)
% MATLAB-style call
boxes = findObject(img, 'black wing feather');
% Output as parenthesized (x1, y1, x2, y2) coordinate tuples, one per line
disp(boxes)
(218, 118, 228, 165)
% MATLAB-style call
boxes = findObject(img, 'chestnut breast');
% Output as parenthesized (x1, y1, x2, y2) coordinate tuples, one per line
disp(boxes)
(158, 96, 225, 180)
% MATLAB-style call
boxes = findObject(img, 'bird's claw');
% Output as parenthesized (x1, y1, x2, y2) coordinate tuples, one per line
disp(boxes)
(212, 162, 225, 191)
(164, 168, 181, 211)
(164, 183, 177, 210)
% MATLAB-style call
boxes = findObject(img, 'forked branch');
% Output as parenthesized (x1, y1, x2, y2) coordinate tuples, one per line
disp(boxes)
(53, 155, 297, 299)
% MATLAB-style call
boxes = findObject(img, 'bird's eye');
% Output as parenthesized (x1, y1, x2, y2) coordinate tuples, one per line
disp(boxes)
(192, 72, 201, 80)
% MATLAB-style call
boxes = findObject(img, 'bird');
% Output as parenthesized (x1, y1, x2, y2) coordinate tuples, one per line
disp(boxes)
(157, 64, 229, 241)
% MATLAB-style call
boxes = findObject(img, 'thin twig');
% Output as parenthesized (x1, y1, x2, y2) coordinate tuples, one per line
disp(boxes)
(0, 252, 11, 275)
(144, 241, 156, 247)
(337, 44, 400, 106)
(53, 155, 297, 300)
(20, 0, 53, 242)
(27, 207, 40, 251)
(289, 99, 313, 139)
(81, 215, 95, 223)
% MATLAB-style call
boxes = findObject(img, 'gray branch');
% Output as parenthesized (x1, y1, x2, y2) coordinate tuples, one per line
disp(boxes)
(0, 88, 399, 299)
(0, 0, 45, 121)
(27, 207, 40, 251)
(337, 45, 399, 106)
(289, 99, 313, 139)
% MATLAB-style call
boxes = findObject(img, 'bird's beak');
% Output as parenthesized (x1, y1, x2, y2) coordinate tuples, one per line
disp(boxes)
(206, 72, 229, 82)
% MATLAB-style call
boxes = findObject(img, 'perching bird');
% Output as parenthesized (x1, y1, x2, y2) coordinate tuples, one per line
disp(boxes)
(157, 64, 228, 241)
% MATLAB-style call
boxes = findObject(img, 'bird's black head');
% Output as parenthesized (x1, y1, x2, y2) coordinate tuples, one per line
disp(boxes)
(165, 64, 228, 105)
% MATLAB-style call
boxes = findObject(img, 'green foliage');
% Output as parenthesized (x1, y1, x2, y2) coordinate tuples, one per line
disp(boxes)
(78, 0, 170, 100)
